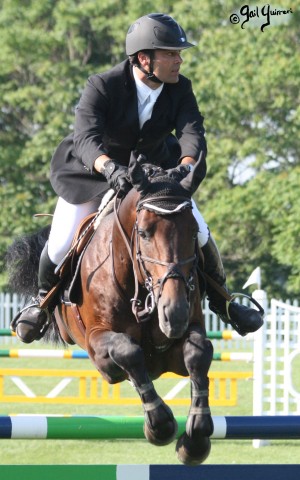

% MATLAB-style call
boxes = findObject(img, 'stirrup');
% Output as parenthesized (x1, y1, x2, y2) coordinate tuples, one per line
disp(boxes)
(11, 298, 51, 343)
(225, 293, 265, 320)
(10, 298, 41, 333)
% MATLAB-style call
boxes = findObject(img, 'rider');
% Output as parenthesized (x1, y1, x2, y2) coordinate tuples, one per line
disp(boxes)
(12, 13, 263, 343)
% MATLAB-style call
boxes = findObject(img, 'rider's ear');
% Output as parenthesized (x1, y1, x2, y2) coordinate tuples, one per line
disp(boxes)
(137, 51, 150, 68)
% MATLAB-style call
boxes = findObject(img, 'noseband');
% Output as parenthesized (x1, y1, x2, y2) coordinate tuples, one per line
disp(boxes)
(114, 194, 198, 323)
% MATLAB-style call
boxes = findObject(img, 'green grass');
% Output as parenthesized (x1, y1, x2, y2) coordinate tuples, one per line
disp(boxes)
(0, 340, 299, 465)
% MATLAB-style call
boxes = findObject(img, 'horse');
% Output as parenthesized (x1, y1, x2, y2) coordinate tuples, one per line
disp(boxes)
(6, 158, 214, 465)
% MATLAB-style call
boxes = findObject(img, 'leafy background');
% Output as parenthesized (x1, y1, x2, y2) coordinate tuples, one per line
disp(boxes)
(0, 0, 299, 297)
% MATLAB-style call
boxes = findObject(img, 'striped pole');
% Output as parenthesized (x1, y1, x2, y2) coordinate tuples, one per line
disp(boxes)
(1, 465, 300, 480)
(0, 329, 253, 340)
(0, 328, 15, 336)
(0, 349, 88, 359)
(1, 415, 300, 440)
(0, 349, 253, 361)
(206, 330, 255, 341)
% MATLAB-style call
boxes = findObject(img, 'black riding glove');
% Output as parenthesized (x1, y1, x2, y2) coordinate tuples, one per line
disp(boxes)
(103, 160, 132, 195)
(166, 164, 193, 182)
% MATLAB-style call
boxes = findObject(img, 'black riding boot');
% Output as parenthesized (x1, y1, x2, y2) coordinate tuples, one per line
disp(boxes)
(201, 236, 264, 337)
(11, 243, 59, 343)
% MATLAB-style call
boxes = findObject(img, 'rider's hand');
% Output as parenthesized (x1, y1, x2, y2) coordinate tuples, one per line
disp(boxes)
(166, 164, 193, 182)
(103, 160, 132, 195)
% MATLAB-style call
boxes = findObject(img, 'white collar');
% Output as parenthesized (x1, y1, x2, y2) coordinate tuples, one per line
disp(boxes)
(133, 67, 164, 105)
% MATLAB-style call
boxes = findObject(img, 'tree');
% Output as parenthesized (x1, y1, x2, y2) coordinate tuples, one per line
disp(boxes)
(0, 0, 130, 285)
(1, 0, 299, 299)
(188, 0, 300, 297)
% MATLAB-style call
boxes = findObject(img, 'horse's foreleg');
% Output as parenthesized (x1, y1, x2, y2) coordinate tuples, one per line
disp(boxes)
(176, 326, 214, 465)
(88, 330, 177, 446)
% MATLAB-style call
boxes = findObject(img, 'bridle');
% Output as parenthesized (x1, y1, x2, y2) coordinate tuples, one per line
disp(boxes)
(114, 194, 198, 323)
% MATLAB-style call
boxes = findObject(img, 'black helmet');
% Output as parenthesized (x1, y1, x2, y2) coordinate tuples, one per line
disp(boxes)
(126, 13, 194, 56)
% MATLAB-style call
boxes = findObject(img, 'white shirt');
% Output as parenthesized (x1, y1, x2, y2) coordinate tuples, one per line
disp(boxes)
(133, 67, 164, 128)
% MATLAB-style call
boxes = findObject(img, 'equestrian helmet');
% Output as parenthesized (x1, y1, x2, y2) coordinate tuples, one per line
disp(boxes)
(126, 13, 194, 55)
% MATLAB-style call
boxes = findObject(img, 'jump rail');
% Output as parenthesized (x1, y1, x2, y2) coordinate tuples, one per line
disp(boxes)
(1, 464, 300, 480)
(0, 348, 253, 361)
(0, 329, 251, 340)
(1, 415, 300, 439)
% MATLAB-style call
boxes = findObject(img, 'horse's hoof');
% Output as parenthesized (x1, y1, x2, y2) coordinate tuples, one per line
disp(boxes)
(144, 418, 178, 446)
(176, 432, 211, 465)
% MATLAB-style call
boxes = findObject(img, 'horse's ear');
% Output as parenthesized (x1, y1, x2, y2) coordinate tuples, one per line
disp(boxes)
(179, 152, 206, 195)
(128, 151, 150, 193)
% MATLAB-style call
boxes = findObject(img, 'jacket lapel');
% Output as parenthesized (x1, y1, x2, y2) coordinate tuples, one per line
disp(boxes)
(127, 90, 140, 133)
(123, 63, 140, 133)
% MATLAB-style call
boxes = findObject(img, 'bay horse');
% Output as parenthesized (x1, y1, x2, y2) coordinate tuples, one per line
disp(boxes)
(7, 158, 214, 465)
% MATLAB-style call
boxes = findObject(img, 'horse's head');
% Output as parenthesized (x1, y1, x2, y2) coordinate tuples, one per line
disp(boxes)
(126, 158, 202, 339)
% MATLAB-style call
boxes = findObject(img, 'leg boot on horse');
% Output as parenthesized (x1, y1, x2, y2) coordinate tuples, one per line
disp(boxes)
(176, 326, 214, 465)
(201, 235, 264, 337)
(88, 330, 178, 446)
(11, 243, 59, 343)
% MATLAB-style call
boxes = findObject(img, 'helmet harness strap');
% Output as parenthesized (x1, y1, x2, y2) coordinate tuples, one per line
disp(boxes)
(135, 51, 163, 84)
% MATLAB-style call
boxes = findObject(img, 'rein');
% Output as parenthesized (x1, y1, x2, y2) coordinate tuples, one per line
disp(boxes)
(113, 195, 150, 322)
(113, 193, 197, 323)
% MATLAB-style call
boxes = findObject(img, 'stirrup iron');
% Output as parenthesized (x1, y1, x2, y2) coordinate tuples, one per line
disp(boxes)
(225, 293, 265, 321)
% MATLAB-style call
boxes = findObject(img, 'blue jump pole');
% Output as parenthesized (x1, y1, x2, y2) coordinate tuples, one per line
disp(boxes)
(1, 464, 300, 480)
(1, 415, 300, 439)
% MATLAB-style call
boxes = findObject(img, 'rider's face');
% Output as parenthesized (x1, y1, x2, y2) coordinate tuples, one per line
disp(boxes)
(138, 49, 183, 85)
(152, 49, 183, 84)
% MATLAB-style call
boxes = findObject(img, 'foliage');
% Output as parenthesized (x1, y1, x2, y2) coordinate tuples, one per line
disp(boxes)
(190, 0, 300, 297)
(0, 0, 299, 298)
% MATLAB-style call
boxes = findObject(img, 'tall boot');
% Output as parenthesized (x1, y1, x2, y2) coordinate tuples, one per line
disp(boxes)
(11, 242, 60, 344)
(201, 235, 263, 337)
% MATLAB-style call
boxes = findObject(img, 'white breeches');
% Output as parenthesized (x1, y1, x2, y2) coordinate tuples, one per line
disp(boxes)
(191, 199, 210, 247)
(48, 197, 102, 265)
(47, 196, 210, 266)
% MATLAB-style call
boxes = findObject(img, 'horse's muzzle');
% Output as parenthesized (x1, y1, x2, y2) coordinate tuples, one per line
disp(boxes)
(158, 299, 190, 339)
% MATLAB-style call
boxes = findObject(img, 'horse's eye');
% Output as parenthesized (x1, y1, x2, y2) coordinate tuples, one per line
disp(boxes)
(192, 231, 198, 240)
(138, 228, 147, 239)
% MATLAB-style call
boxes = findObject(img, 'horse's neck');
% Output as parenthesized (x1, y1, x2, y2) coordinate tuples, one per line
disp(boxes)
(114, 190, 139, 239)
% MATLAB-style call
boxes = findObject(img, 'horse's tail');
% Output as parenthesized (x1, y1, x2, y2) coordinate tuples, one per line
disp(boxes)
(6, 226, 50, 300)
(5, 226, 64, 345)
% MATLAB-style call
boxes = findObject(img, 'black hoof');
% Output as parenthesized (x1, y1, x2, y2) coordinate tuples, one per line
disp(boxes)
(144, 417, 178, 446)
(176, 432, 211, 465)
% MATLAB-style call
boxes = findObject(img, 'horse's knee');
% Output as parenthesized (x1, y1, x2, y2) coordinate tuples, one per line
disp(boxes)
(184, 331, 213, 373)
(87, 331, 127, 383)
(108, 332, 144, 370)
